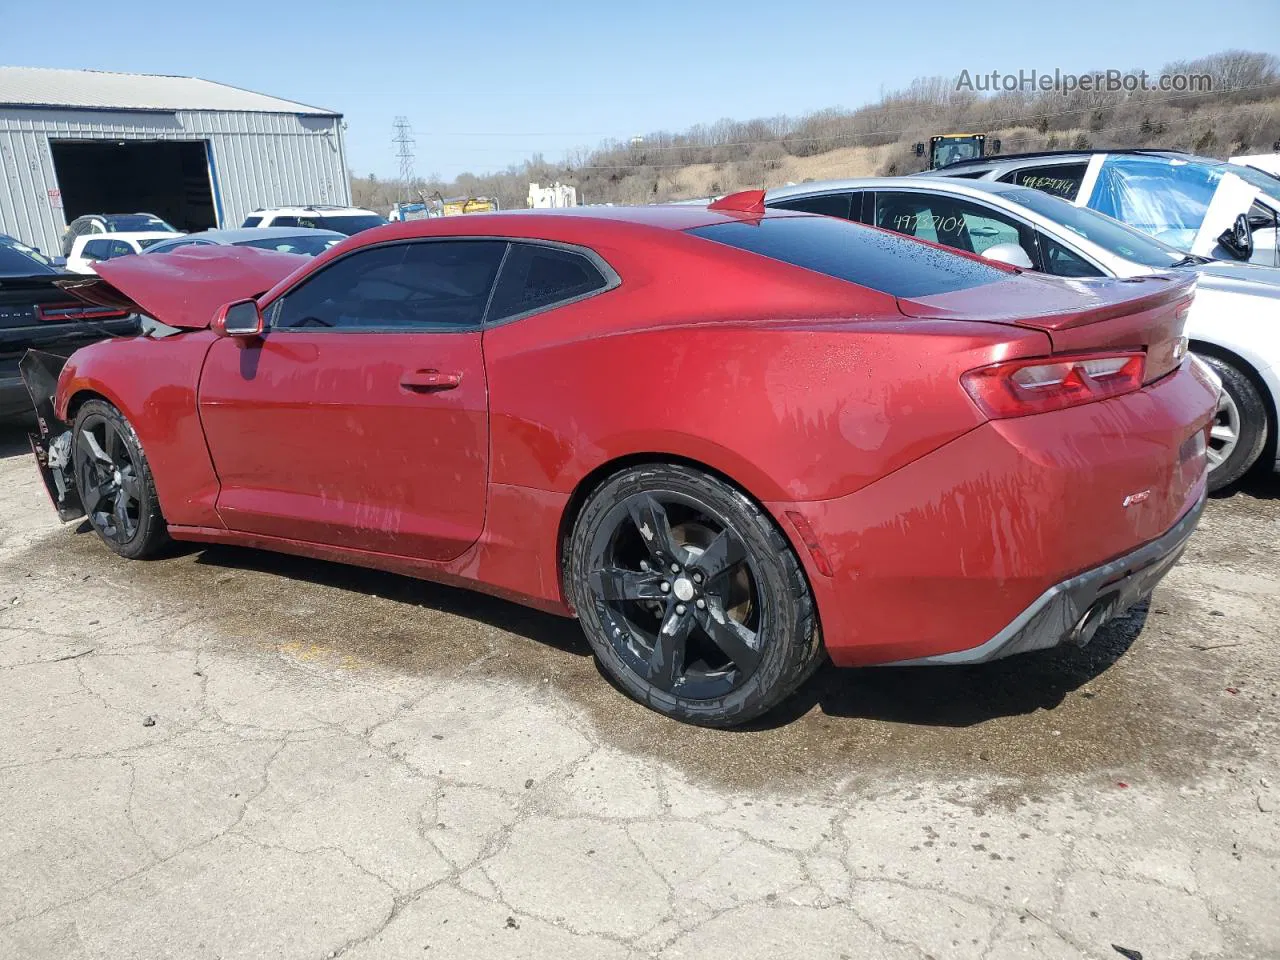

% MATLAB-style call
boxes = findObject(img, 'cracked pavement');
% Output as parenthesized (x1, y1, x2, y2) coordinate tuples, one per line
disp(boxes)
(1, 423, 1277, 959)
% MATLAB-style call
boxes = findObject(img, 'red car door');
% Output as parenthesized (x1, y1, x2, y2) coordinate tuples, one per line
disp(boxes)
(197, 239, 508, 562)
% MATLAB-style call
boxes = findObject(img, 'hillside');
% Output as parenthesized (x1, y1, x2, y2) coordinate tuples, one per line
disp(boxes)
(352, 50, 1280, 213)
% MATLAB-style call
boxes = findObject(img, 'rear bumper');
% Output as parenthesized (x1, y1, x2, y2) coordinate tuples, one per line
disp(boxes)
(772, 357, 1217, 667)
(885, 491, 1203, 665)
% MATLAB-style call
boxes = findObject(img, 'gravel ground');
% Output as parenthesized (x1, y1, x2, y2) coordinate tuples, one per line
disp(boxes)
(0, 421, 1277, 959)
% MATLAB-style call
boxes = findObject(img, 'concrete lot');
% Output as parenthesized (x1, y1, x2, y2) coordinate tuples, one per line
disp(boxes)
(0, 420, 1277, 960)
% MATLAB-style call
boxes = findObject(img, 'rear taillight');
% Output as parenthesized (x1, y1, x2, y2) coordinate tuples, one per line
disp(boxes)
(962, 351, 1146, 419)
(36, 304, 130, 322)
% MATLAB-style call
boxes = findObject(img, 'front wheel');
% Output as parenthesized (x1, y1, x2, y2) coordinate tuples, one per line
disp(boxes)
(72, 400, 170, 559)
(1199, 354, 1269, 492)
(567, 464, 822, 727)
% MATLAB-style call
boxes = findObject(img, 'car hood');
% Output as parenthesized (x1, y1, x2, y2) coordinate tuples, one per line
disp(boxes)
(1188, 259, 1280, 300)
(57, 245, 307, 328)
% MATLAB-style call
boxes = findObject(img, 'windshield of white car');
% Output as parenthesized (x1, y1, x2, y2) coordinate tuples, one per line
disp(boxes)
(1003, 187, 1189, 268)
(105, 215, 177, 232)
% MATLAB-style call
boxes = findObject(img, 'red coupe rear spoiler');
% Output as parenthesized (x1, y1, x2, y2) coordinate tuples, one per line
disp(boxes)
(57, 245, 307, 329)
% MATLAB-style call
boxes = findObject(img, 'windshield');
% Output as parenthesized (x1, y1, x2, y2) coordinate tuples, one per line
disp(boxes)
(0, 242, 57, 277)
(0, 235, 54, 269)
(236, 234, 344, 257)
(314, 215, 387, 235)
(1087, 155, 1280, 250)
(1004, 187, 1188, 268)
(689, 215, 1005, 298)
(105, 214, 177, 232)
(136, 237, 172, 250)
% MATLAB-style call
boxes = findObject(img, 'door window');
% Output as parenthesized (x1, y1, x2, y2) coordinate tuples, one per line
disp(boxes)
(242, 216, 263, 228)
(769, 193, 854, 219)
(82, 239, 114, 261)
(874, 192, 1035, 259)
(106, 240, 136, 259)
(487, 243, 611, 321)
(1001, 163, 1089, 200)
(270, 216, 299, 228)
(1036, 233, 1105, 277)
(270, 240, 507, 330)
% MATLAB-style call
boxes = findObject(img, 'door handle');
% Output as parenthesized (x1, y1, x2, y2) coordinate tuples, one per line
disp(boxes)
(400, 369, 462, 392)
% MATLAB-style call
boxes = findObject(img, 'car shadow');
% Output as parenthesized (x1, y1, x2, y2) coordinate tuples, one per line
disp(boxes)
(748, 605, 1148, 730)
(0, 420, 34, 459)
(190, 543, 591, 657)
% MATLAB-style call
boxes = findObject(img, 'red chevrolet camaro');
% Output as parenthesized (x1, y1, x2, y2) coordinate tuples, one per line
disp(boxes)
(21, 194, 1218, 725)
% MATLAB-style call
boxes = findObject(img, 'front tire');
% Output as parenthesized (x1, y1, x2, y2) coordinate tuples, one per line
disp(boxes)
(1199, 354, 1268, 492)
(72, 400, 170, 559)
(567, 464, 822, 727)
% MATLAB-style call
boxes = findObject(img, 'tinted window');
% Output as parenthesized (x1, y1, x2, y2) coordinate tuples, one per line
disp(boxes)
(83, 239, 113, 260)
(0, 244, 56, 277)
(1038, 234, 1105, 277)
(874, 192, 1037, 258)
(316, 215, 388, 235)
(1002, 163, 1088, 200)
(270, 216, 299, 228)
(769, 193, 853, 219)
(271, 240, 507, 330)
(689, 215, 1005, 298)
(106, 240, 136, 259)
(488, 244, 609, 321)
(242, 216, 263, 228)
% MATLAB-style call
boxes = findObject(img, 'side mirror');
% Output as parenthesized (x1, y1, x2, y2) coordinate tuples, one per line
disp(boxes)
(212, 299, 264, 338)
(1217, 212, 1254, 261)
(991, 138, 1001, 155)
(913, 142, 925, 157)
(980, 243, 1035, 269)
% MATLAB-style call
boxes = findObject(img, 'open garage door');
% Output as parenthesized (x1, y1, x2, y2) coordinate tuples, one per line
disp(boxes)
(50, 140, 218, 233)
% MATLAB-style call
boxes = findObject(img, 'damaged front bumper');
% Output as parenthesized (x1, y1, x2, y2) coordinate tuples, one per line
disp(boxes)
(888, 492, 1206, 666)
(19, 349, 84, 522)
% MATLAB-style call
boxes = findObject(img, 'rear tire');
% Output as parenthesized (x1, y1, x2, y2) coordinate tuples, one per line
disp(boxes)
(1198, 354, 1268, 492)
(567, 463, 823, 727)
(71, 400, 170, 559)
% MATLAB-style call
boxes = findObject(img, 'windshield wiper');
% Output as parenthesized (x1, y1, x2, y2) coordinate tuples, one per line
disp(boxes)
(1171, 254, 1209, 267)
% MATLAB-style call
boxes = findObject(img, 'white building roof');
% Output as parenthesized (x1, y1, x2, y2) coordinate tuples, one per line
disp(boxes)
(0, 66, 338, 116)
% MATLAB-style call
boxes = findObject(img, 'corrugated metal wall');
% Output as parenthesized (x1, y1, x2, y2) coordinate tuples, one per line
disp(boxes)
(0, 107, 351, 255)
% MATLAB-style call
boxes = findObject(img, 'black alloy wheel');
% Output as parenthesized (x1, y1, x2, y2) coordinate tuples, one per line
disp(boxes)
(569, 464, 822, 726)
(71, 400, 169, 559)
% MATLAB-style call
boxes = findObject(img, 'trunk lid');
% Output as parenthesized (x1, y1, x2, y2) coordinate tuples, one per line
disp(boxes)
(897, 272, 1196, 382)
(60, 245, 307, 329)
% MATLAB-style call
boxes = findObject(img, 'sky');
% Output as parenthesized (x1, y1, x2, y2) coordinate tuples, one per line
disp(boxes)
(3, 0, 1279, 181)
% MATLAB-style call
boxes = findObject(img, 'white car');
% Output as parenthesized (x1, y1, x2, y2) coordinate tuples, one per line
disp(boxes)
(240, 205, 386, 236)
(767, 177, 1280, 490)
(65, 232, 183, 274)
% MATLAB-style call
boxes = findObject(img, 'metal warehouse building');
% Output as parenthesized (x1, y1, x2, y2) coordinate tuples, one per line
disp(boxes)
(0, 66, 351, 257)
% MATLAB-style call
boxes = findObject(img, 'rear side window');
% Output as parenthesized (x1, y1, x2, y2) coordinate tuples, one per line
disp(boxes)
(242, 216, 263, 228)
(769, 193, 854, 219)
(83, 239, 113, 260)
(689, 215, 1006, 298)
(1001, 163, 1088, 200)
(487, 243, 610, 321)
(270, 216, 299, 228)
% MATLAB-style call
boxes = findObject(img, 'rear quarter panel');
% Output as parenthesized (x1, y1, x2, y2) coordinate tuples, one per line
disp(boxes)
(484, 304, 1050, 503)
(57, 333, 222, 527)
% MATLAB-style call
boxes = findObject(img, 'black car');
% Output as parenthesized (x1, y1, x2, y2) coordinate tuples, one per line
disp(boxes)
(0, 240, 139, 420)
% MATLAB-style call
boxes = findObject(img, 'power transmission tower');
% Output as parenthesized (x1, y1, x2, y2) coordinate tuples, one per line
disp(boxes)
(392, 117, 416, 203)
